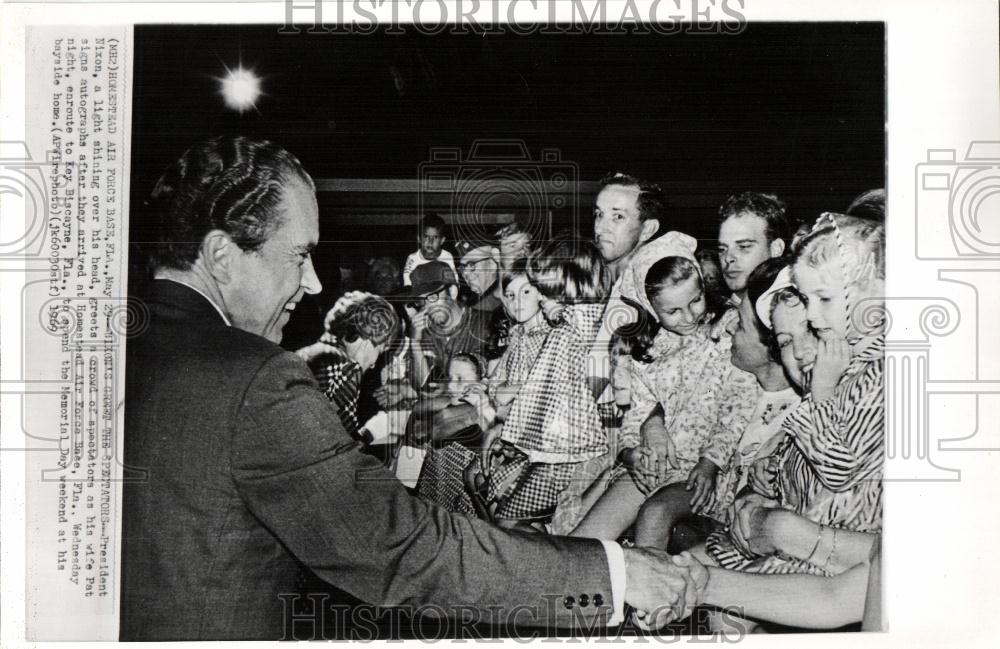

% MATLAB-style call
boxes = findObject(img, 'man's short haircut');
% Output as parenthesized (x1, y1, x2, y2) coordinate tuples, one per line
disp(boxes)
(419, 213, 447, 236)
(599, 171, 666, 230)
(145, 135, 314, 271)
(845, 188, 886, 222)
(717, 191, 791, 247)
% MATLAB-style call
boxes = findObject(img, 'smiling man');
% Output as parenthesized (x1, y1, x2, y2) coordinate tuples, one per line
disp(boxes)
(716, 192, 790, 301)
(121, 136, 699, 640)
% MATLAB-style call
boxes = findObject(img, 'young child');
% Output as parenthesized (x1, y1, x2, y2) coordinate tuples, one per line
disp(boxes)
(777, 213, 885, 532)
(484, 235, 609, 527)
(402, 213, 458, 296)
(569, 232, 758, 548)
(413, 352, 492, 515)
(707, 212, 885, 575)
(488, 258, 550, 420)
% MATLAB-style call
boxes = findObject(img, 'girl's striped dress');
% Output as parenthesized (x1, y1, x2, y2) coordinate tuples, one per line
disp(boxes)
(707, 334, 884, 575)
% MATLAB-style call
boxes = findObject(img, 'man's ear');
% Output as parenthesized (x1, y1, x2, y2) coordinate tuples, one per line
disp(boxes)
(200, 230, 237, 284)
(640, 219, 660, 244)
(769, 238, 786, 258)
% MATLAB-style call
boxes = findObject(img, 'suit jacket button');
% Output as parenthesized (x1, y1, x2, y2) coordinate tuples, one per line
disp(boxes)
(593, 594, 604, 607)
(563, 596, 575, 609)
(579, 594, 590, 607)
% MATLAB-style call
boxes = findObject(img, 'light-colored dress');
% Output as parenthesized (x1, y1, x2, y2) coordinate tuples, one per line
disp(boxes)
(713, 387, 801, 519)
(620, 326, 760, 520)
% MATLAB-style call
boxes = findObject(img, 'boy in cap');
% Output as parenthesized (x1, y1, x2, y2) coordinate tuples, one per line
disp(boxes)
(405, 261, 495, 390)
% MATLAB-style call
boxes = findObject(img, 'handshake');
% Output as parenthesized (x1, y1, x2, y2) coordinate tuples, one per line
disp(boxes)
(622, 548, 708, 630)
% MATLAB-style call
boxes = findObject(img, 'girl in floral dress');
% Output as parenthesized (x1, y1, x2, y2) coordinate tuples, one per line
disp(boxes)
(569, 232, 759, 548)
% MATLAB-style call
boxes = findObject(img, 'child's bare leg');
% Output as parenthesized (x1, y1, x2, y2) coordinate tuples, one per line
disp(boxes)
(568, 477, 646, 540)
(634, 482, 691, 550)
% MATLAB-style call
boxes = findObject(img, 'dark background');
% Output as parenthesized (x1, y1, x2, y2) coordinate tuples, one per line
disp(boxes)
(129, 23, 885, 346)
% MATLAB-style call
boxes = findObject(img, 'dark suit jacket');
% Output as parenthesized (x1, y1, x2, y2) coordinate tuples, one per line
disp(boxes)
(121, 280, 614, 640)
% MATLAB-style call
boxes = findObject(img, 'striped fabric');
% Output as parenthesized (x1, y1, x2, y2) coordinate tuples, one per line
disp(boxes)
(706, 335, 885, 575)
(776, 334, 885, 533)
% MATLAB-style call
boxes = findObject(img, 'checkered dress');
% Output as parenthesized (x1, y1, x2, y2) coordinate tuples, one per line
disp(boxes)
(416, 444, 478, 515)
(313, 352, 363, 439)
(487, 449, 580, 521)
(498, 319, 606, 461)
(486, 308, 607, 521)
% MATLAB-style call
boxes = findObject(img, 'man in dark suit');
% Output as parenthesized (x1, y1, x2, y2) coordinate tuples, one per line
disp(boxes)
(121, 136, 701, 640)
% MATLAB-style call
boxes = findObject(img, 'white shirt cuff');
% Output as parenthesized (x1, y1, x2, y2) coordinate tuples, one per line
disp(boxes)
(600, 540, 627, 626)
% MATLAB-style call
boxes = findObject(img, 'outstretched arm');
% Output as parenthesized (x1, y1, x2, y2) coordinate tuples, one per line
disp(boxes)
(701, 561, 870, 629)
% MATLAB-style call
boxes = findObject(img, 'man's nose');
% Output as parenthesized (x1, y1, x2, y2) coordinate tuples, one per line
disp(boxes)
(301, 256, 322, 295)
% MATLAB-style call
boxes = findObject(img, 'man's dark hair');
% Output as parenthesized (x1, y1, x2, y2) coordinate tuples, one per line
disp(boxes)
(145, 136, 314, 271)
(744, 256, 792, 362)
(717, 191, 791, 247)
(845, 188, 886, 222)
(419, 213, 448, 236)
(599, 171, 666, 230)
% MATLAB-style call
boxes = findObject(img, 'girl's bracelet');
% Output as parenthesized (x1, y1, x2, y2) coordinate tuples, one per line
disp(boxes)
(823, 528, 839, 571)
(805, 524, 825, 564)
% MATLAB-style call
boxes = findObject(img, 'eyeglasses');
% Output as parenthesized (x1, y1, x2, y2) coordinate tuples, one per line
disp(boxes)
(457, 258, 490, 272)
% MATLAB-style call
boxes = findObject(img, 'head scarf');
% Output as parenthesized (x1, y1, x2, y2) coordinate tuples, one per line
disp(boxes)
(754, 266, 794, 330)
(618, 231, 700, 319)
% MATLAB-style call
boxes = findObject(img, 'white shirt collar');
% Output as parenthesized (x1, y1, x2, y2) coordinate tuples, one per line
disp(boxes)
(160, 278, 232, 326)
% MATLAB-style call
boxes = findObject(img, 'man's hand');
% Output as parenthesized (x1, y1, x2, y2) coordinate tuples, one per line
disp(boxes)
(686, 458, 719, 513)
(407, 308, 429, 340)
(810, 335, 849, 402)
(374, 380, 417, 409)
(294, 334, 338, 364)
(730, 492, 781, 556)
(624, 547, 697, 630)
(670, 551, 709, 607)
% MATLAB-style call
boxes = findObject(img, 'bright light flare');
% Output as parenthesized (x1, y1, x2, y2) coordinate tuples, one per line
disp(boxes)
(218, 66, 261, 113)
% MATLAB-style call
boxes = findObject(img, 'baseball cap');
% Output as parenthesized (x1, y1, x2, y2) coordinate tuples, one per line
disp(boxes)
(455, 239, 496, 264)
(409, 261, 458, 297)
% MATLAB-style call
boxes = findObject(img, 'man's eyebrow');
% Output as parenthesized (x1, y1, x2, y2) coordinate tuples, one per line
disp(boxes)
(294, 243, 317, 254)
(735, 238, 759, 244)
